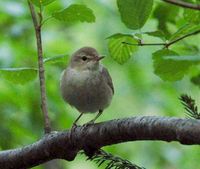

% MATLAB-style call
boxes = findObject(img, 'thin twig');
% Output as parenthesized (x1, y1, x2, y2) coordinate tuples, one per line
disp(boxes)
(28, 0, 51, 134)
(162, 0, 200, 10)
(122, 42, 166, 46)
(123, 29, 200, 48)
(168, 29, 200, 47)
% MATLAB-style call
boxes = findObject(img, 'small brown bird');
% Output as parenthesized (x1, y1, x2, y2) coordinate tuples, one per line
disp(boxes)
(60, 47, 114, 126)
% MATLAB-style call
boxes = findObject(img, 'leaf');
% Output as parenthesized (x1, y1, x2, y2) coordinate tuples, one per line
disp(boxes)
(184, 9, 200, 24)
(144, 30, 166, 41)
(52, 4, 95, 23)
(170, 23, 200, 41)
(0, 68, 37, 85)
(117, 0, 153, 30)
(191, 74, 200, 87)
(153, 3, 180, 37)
(183, 0, 200, 24)
(31, 0, 56, 7)
(107, 33, 138, 64)
(43, 54, 68, 65)
(153, 49, 200, 81)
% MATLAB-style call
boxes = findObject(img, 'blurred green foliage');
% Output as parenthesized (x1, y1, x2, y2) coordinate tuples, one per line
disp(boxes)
(0, 0, 200, 169)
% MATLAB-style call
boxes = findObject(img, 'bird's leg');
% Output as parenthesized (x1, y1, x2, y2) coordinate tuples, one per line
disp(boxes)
(70, 112, 83, 145)
(85, 110, 103, 126)
(72, 112, 83, 128)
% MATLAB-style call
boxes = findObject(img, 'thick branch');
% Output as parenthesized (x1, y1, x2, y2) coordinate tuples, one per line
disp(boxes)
(162, 0, 200, 10)
(28, 1, 51, 133)
(1, 116, 200, 169)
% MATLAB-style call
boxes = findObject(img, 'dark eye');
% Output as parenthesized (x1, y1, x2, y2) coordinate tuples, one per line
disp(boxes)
(82, 56, 87, 61)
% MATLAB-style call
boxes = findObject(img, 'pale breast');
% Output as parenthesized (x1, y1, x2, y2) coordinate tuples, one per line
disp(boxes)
(60, 67, 113, 113)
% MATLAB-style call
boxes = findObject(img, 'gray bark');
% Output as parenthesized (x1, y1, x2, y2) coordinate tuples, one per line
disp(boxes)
(0, 116, 200, 169)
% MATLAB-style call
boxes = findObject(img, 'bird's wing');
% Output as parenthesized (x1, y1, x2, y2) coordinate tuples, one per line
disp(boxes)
(102, 67, 114, 94)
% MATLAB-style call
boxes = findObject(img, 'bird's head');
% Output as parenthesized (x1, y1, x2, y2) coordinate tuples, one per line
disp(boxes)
(69, 47, 104, 71)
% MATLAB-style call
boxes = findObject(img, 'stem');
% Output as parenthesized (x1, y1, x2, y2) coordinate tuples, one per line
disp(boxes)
(123, 29, 200, 48)
(122, 42, 166, 46)
(162, 0, 200, 10)
(28, 1, 51, 134)
(167, 29, 200, 47)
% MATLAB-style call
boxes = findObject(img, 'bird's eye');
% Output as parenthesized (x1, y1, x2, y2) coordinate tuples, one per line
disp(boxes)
(81, 56, 87, 61)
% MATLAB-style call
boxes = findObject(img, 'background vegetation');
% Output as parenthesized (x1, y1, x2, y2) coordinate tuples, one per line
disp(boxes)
(0, 0, 200, 168)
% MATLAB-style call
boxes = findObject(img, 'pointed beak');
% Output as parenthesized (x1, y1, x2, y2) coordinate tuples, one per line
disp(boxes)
(96, 56, 105, 61)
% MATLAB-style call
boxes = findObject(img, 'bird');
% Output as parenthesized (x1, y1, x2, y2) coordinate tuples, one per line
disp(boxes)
(60, 47, 114, 126)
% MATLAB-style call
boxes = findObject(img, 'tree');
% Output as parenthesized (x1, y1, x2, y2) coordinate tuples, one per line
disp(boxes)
(0, 0, 200, 168)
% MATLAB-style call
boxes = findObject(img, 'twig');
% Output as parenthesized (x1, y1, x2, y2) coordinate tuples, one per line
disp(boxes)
(28, 1, 51, 133)
(162, 0, 200, 10)
(122, 42, 166, 46)
(123, 29, 200, 48)
(168, 29, 200, 47)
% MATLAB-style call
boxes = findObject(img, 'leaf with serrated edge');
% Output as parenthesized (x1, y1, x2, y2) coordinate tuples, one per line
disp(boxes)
(153, 49, 200, 81)
(52, 4, 95, 23)
(117, 0, 153, 30)
(0, 68, 37, 85)
(108, 33, 138, 64)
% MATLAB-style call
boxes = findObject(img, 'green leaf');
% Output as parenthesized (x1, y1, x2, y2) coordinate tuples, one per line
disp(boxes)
(107, 33, 138, 64)
(144, 30, 166, 41)
(52, 4, 95, 23)
(191, 74, 200, 87)
(153, 49, 200, 81)
(31, 0, 56, 7)
(184, 9, 200, 24)
(153, 3, 180, 37)
(117, 0, 153, 30)
(43, 54, 68, 65)
(183, 0, 200, 24)
(170, 23, 200, 41)
(0, 68, 37, 85)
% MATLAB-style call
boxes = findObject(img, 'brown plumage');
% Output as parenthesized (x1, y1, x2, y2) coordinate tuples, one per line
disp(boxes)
(60, 47, 114, 125)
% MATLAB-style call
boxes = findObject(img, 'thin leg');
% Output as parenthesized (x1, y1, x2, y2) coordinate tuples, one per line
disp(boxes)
(86, 109, 103, 125)
(73, 112, 83, 126)
(70, 112, 83, 140)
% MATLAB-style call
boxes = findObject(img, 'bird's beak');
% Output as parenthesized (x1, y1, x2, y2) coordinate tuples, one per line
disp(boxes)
(96, 56, 105, 61)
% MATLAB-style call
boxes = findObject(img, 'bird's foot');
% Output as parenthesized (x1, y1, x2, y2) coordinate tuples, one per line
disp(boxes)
(69, 123, 80, 146)
(83, 120, 95, 127)
(71, 122, 78, 129)
(70, 123, 81, 136)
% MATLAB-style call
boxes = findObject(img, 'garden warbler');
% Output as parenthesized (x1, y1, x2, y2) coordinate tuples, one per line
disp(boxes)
(60, 47, 114, 126)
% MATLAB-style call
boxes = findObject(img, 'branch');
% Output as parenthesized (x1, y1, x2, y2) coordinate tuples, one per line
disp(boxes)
(28, 1, 51, 133)
(123, 29, 200, 48)
(1, 116, 200, 169)
(162, 0, 200, 10)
